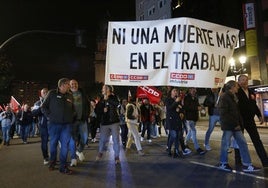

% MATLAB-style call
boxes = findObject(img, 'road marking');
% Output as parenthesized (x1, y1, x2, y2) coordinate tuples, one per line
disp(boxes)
(190, 161, 268, 181)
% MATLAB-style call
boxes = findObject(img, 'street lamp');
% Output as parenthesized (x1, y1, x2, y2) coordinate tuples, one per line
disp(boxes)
(0, 29, 86, 51)
(229, 55, 247, 80)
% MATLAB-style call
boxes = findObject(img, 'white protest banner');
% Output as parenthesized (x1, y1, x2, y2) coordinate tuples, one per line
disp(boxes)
(105, 17, 239, 88)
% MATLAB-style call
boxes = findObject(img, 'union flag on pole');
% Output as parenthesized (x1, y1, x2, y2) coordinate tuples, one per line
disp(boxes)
(136, 86, 162, 104)
(10, 96, 20, 113)
(0, 104, 4, 111)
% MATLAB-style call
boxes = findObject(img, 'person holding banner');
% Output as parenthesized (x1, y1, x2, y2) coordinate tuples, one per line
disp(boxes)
(184, 88, 206, 155)
(95, 85, 121, 164)
(165, 88, 191, 158)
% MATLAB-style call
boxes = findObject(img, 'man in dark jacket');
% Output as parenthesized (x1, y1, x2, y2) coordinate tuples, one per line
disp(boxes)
(32, 88, 49, 165)
(184, 87, 206, 155)
(95, 85, 121, 164)
(41, 78, 76, 175)
(236, 74, 268, 167)
(203, 88, 221, 151)
(68, 79, 89, 167)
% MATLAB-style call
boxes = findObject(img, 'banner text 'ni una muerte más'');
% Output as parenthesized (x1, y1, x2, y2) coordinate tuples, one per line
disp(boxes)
(105, 17, 239, 88)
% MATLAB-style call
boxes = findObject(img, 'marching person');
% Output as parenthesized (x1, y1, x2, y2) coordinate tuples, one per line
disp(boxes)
(236, 74, 268, 167)
(32, 88, 50, 165)
(95, 85, 121, 164)
(218, 80, 260, 172)
(41, 78, 76, 175)
(125, 96, 145, 156)
(69, 79, 89, 167)
(0, 105, 16, 146)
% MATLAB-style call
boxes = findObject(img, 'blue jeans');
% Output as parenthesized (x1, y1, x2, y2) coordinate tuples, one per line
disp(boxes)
(150, 123, 157, 137)
(205, 115, 220, 146)
(70, 120, 88, 156)
(30, 122, 36, 137)
(40, 123, 49, 159)
(1, 125, 11, 143)
(77, 121, 88, 152)
(98, 122, 120, 158)
(69, 137, 77, 159)
(20, 125, 30, 142)
(168, 130, 179, 153)
(48, 123, 72, 169)
(220, 130, 252, 166)
(185, 120, 200, 150)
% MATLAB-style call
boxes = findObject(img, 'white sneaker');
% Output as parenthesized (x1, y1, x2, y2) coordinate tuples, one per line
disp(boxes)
(43, 159, 49, 165)
(70, 159, 77, 167)
(138, 150, 145, 156)
(204, 144, 212, 151)
(148, 139, 152, 143)
(140, 137, 144, 142)
(242, 165, 261, 172)
(182, 148, 192, 155)
(76, 151, 85, 161)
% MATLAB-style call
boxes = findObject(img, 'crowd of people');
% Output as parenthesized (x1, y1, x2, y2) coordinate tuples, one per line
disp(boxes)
(0, 75, 267, 174)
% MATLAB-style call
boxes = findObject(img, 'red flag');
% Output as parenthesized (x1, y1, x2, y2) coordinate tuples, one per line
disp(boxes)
(0, 104, 4, 111)
(10, 96, 20, 113)
(136, 86, 162, 104)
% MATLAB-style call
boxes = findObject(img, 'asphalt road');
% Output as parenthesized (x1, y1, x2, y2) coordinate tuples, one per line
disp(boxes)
(0, 120, 268, 188)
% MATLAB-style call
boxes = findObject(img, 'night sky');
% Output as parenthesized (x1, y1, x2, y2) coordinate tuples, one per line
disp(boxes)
(0, 0, 136, 83)
(0, 0, 243, 85)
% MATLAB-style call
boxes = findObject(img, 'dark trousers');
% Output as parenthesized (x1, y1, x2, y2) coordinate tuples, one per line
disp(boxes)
(243, 121, 268, 166)
(90, 118, 98, 140)
(120, 123, 128, 147)
(40, 124, 49, 159)
(141, 121, 151, 140)
(167, 130, 179, 153)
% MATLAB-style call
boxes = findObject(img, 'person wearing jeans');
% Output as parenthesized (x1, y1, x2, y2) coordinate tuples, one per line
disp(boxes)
(17, 104, 33, 144)
(95, 85, 121, 164)
(42, 78, 75, 175)
(165, 88, 189, 158)
(184, 87, 206, 155)
(218, 80, 260, 172)
(32, 88, 49, 165)
(69, 79, 89, 167)
(203, 88, 221, 151)
(0, 105, 16, 146)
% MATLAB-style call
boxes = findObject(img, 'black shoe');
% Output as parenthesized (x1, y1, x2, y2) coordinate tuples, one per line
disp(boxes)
(197, 148, 206, 155)
(49, 161, 56, 171)
(173, 152, 183, 158)
(168, 152, 172, 157)
(59, 166, 73, 175)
